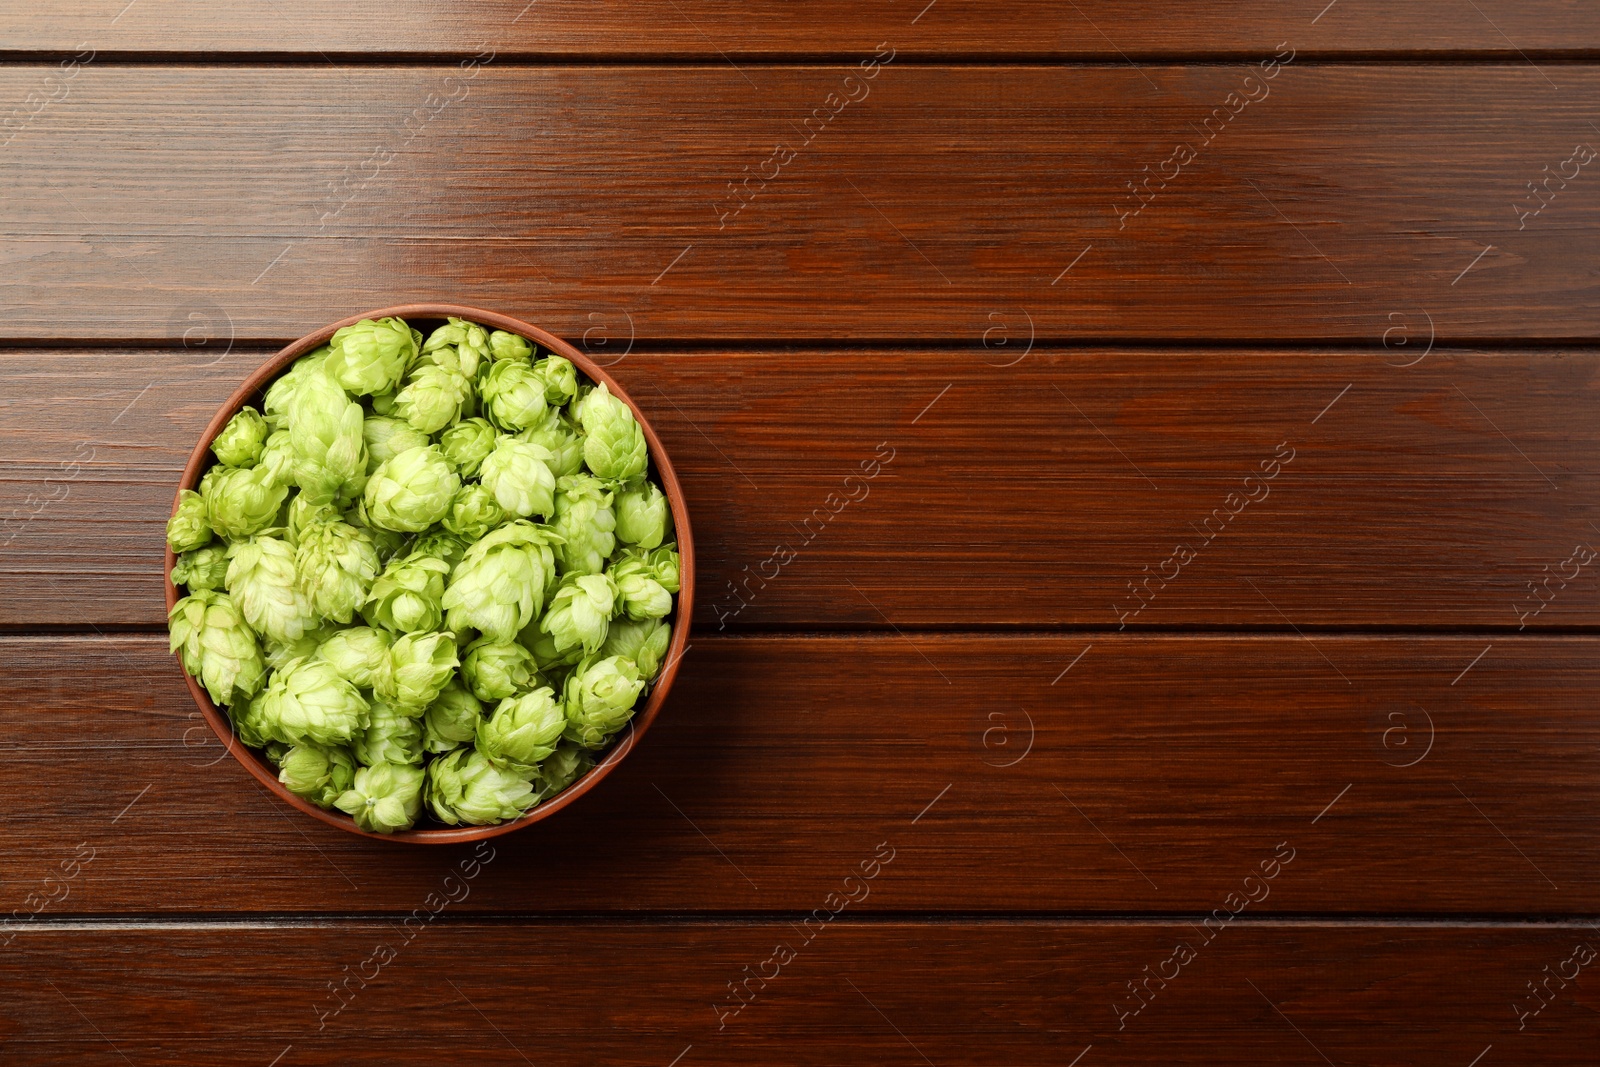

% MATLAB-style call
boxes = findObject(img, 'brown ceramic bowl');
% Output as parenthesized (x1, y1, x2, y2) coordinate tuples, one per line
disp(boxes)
(164, 304, 694, 844)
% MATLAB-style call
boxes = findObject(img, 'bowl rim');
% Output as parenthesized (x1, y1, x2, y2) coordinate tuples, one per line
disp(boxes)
(164, 303, 695, 844)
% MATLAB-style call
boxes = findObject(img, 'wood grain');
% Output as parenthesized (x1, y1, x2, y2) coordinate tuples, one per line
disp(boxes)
(4, 634, 1595, 914)
(4, 348, 1595, 630)
(1, 67, 1596, 342)
(5, 921, 1597, 1065)
(5, 1, 1598, 55)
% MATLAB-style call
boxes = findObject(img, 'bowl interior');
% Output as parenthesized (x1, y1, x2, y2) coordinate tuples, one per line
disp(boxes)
(165, 304, 695, 844)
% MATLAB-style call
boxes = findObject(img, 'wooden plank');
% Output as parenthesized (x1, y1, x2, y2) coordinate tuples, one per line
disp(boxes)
(3, 348, 1596, 630)
(1, 66, 1596, 342)
(3, 634, 1595, 914)
(5, 921, 1597, 1064)
(4, 1, 1598, 55)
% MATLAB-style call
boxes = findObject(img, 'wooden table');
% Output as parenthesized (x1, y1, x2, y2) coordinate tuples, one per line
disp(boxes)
(3, 3, 1598, 1063)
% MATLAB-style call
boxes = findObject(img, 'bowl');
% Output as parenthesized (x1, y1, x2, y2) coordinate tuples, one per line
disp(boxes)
(164, 303, 694, 843)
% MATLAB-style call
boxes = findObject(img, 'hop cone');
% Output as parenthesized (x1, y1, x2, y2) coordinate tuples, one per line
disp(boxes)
(562, 655, 644, 749)
(541, 573, 618, 656)
(486, 329, 532, 363)
(172, 544, 230, 593)
(575, 382, 647, 482)
(314, 625, 393, 689)
(441, 521, 561, 641)
(226, 536, 320, 644)
(212, 406, 268, 468)
(168, 589, 266, 707)
(536, 740, 596, 799)
(167, 489, 213, 553)
(289, 367, 367, 505)
(615, 480, 669, 549)
(295, 514, 380, 623)
(394, 362, 473, 435)
(326, 317, 417, 396)
(204, 465, 288, 541)
(478, 437, 556, 519)
(442, 483, 507, 540)
(481, 359, 549, 431)
(601, 617, 672, 680)
(278, 741, 357, 809)
(425, 747, 537, 826)
(478, 686, 565, 775)
(438, 417, 498, 478)
(364, 551, 451, 634)
(362, 444, 459, 533)
(352, 700, 425, 767)
(363, 415, 430, 473)
(531, 355, 578, 406)
(424, 317, 491, 373)
(608, 557, 672, 621)
(375, 631, 459, 711)
(461, 637, 538, 702)
(518, 408, 585, 478)
(422, 679, 484, 754)
(550, 474, 616, 576)
(256, 655, 370, 746)
(335, 761, 425, 834)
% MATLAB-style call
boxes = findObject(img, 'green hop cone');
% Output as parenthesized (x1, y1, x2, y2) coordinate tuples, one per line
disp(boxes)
(523, 625, 583, 676)
(633, 542, 682, 593)
(314, 625, 393, 689)
(335, 761, 425, 834)
(263, 622, 338, 672)
(530, 355, 578, 406)
(362, 445, 460, 533)
(535, 740, 595, 799)
(486, 329, 533, 363)
(362, 415, 431, 474)
(364, 550, 451, 634)
(425, 747, 536, 827)
(232, 690, 275, 749)
(408, 530, 469, 567)
(394, 362, 474, 435)
(575, 382, 647, 482)
(550, 474, 616, 575)
(518, 408, 585, 478)
(352, 699, 425, 767)
(541, 573, 618, 656)
(256, 655, 370, 746)
(421, 679, 483, 754)
(461, 637, 538, 702)
(441, 521, 561, 641)
(478, 686, 566, 775)
(204, 465, 289, 540)
(262, 346, 329, 430)
(438, 417, 498, 478)
(424, 317, 491, 374)
(326, 317, 417, 396)
(478, 438, 556, 519)
(615, 480, 670, 549)
(211, 406, 269, 468)
(258, 429, 295, 487)
(375, 630, 459, 711)
(294, 513, 380, 623)
(278, 741, 357, 809)
(168, 589, 267, 707)
(562, 654, 645, 749)
(288, 367, 367, 505)
(226, 536, 321, 644)
(166, 489, 213, 553)
(601, 617, 672, 680)
(442, 482, 507, 540)
(608, 557, 672, 621)
(171, 543, 231, 593)
(285, 494, 328, 546)
(480, 358, 549, 431)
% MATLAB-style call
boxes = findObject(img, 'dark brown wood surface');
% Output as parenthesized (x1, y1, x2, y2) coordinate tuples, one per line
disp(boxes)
(3, 635, 1594, 913)
(2, 67, 1597, 342)
(4, 348, 1597, 630)
(2, 4, 1596, 1060)
(5, 1, 1598, 55)
(6, 922, 1598, 1065)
